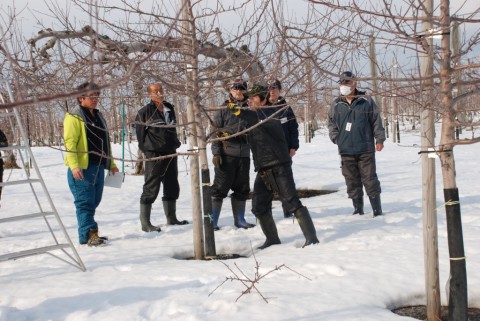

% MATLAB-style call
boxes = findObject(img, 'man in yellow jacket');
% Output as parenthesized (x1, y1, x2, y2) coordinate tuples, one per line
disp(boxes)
(64, 82, 118, 246)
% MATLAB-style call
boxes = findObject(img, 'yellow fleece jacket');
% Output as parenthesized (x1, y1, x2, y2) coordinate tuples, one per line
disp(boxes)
(63, 109, 117, 171)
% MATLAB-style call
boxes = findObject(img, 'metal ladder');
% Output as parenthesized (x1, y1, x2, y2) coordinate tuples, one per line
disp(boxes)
(0, 78, 86, 271)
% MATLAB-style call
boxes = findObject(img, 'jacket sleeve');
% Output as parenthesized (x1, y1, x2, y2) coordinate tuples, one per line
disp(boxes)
(0, 130, 8, 147)
(167, 102, 178, 123)
(286, 107, 300, 150)
(165, 102, 181, 149)
(211, 110, 224, 155)
(63, 114, 82, 170)
(370, 98, 386, 144)
(135, 110, 146, 152)
(327, 103, 339, 144)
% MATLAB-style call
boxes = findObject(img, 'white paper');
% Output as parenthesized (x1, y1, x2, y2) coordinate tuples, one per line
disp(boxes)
(427, 147, 439, 159)
(104, 171, 125, 188)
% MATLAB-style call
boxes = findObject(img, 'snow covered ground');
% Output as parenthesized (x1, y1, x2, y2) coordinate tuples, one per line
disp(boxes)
(1, 126, 479, 321)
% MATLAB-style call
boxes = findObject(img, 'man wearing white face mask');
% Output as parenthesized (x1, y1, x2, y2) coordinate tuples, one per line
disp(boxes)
(328, 71, 386, 217)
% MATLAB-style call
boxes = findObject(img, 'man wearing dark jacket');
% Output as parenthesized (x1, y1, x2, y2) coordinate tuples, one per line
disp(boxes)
(0, 129, 8, 203)
(267, 79, 299, 157)
(210, 79, 255, 230)
(267, 79, 299, 218)
(239, 84, 319, 249)
(328, 71, 386, 217)
(136, 83, 188, 232)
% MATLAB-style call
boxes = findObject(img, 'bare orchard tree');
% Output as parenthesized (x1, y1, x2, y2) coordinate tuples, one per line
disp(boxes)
(0, 0, 279, 258)
(306, 0, 480, 320)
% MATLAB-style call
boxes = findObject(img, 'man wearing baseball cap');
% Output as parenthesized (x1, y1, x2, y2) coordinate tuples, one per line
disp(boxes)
(239, 84, 319, 249)
(210, 78, 255, 230)
(328, 71, 386, 217)
(267, 78, 300, 218)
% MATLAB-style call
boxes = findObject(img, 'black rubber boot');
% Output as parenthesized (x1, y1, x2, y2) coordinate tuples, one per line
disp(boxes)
(352, 197, 365, 215)
(369, 195, 383, 217)
(294, 206, 319, 248)
(211, 197, 223, 231)
(163, 200, 189, 225)
(282, 203, 293, 218)
(257, 212, 281, 250)
(232, 198, 255, 229)
(140, 203, 161, 232)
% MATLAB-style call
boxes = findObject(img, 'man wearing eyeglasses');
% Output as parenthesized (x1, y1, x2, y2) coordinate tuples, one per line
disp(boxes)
(64, 82, 118, 246)
(210, 78, 255, 230)
(328, 71, 385, 217)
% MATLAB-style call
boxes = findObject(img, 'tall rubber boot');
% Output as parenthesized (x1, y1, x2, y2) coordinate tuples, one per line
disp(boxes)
(257, 212, 281, 250)
(294, 206, 319, 248)
(232, 198, 255, 229)
(211, 197, 223, 231)
(282, 203, 293, 218)
(140, 203, 161, 232)
(369, 195, 383, 217)
(352, 197, 365, 215)
(163, 200, 189, 225)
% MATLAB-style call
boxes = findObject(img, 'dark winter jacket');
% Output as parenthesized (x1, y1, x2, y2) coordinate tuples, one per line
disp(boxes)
(238, 108, 291, 172)
(267, 97, 299, 151)
(328, 89, 385, 155)
(211, 95, 250, 158)
(136, 101, 181, 154)
(0, 129, 7, 159)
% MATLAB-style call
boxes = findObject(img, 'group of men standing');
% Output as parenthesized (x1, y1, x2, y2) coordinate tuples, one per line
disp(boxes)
(206, 72, 385, 248)
(64, 71, 385, 249)
(210, 78, 301, 229)
(134, 78, 319, 248)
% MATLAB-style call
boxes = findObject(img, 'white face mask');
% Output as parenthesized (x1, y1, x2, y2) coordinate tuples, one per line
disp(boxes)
(340, 85, 352, 96)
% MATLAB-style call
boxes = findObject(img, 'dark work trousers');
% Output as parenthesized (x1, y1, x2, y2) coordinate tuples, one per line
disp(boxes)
(211, 155, 250, 201)
(340, 153, 381, 199)
(140, 151, 180, 204)
(252, 163, 302, 218)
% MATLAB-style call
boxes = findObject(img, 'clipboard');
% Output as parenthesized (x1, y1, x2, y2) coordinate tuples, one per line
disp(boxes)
(104, 171, 125, 188)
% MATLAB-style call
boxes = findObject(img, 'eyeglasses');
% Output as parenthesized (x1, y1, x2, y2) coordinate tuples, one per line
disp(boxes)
(82, 93, 100, 99)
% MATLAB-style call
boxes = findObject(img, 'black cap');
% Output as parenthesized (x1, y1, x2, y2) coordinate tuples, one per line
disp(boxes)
(231, 78, 248, 90)
(338, 71, 355, 84)
(267, 79, 282, 90)
(246, 84, 268, 100)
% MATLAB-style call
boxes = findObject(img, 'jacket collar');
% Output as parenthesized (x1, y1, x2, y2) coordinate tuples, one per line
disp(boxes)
(339, 89, 366, 104)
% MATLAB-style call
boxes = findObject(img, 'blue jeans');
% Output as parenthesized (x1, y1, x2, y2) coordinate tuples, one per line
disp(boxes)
(67, 164, 105, 244)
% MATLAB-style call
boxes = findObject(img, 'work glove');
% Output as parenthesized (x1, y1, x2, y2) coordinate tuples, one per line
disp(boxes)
(216, 131, 230, 150)
(212, 155, 222, 168)
(227, 102, 241, 116)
